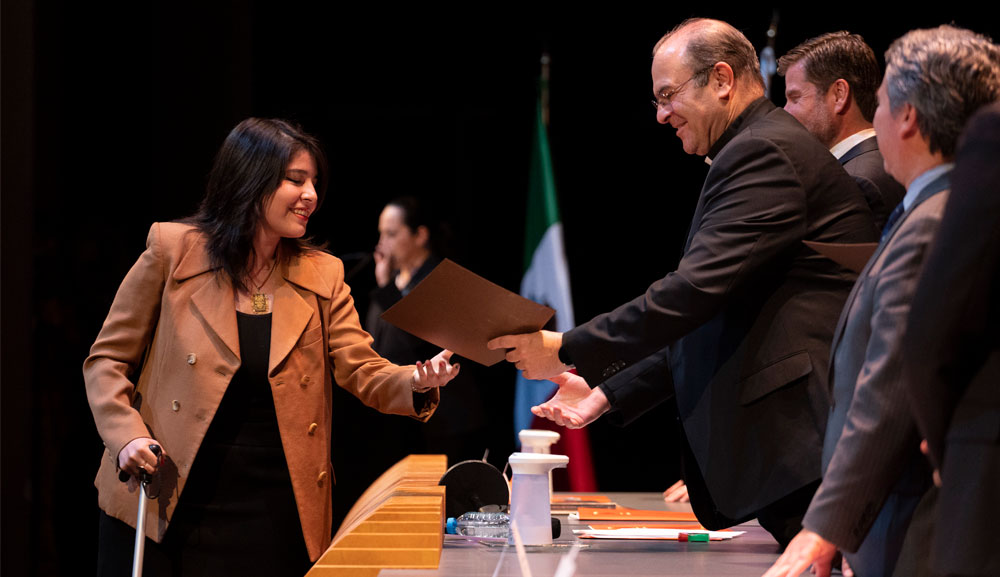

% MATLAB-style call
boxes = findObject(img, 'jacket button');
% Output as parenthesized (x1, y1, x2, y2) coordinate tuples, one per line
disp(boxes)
(300, 375, 310, 387)
(317, 471, 327, 486)
(308, 423, 318, 435)
(186, 353, 197, 365)
(172, 400, 181, 412)
(602, 360, 627, 378)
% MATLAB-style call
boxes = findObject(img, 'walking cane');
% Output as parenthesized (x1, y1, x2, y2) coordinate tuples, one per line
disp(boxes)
(120, 444, 162, 577)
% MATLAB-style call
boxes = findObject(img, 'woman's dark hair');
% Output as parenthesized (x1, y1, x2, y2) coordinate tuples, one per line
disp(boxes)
(189, 118, 328, 290)
(386, 195, 452, 258)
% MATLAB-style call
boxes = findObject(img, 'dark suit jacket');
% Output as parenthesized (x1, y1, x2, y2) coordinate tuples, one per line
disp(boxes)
(803, 172, 949, 575)
(562, 98, 877, 522)
(840, 136, 906, 231)
(903, 103, 1000, 576)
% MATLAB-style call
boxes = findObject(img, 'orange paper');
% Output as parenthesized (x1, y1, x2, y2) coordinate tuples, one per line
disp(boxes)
(576, 508, 699, 522)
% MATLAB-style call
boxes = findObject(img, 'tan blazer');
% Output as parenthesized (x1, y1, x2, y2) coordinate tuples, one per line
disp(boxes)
(84, 222, 438, 561)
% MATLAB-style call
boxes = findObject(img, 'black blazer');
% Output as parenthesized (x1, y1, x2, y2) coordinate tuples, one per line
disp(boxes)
(562, 98, 877, 522)
(839, 136, 905, 231)
(903, 103, 1000, 576)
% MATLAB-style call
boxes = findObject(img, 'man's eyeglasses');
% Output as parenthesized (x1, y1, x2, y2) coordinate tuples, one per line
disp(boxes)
(651, 65, 714, 110)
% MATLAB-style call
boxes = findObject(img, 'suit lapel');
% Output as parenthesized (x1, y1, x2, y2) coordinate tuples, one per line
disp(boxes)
(178, 243, 337, 373)
(838, 136, 879, 166)
(829, 248, 878, 364)
(828, 171, 951, 384)
(176, 234, 241, 359)
(269, 279, 313, 374)
(867, 172, 951, 268)
(190, 279, 240, 360)
(268, 252, 332, 374)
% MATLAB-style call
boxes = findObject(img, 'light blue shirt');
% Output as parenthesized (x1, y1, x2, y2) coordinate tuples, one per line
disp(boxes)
(904, 163, 954, 211)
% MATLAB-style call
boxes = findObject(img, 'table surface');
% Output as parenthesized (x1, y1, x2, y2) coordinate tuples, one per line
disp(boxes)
(380, 492, 782, 577)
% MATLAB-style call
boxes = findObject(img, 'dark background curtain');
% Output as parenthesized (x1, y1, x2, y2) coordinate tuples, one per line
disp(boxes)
(3, 3, 994, 574)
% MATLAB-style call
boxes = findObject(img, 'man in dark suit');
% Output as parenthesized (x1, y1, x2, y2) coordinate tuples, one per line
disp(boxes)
(778, 31, 905, 231)
(903, 102, 1000, 577)
(488, 18, 876, 547)
(764, 26, 1000, 577)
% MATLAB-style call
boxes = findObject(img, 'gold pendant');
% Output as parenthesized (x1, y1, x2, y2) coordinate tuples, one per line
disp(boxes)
(251, 293, 269, 314)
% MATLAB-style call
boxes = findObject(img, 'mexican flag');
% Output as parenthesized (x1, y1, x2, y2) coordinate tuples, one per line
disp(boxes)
(514, 60, 597, 491)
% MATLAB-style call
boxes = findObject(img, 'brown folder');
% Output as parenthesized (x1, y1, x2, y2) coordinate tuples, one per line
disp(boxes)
(804, 241, 879, 274)
(380, 259, 555, 366)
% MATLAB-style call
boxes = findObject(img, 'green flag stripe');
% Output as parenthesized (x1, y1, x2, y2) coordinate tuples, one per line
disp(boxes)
(524, 100, 561, 271)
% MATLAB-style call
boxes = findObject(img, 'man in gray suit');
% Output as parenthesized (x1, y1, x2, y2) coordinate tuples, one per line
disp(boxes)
(764, 25, 1000, 577)
(779, 31, 905, 230)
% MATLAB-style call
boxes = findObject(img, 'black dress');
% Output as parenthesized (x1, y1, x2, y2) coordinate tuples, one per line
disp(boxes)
(98, 312, 312, 577)
(364, 256, 488, 457)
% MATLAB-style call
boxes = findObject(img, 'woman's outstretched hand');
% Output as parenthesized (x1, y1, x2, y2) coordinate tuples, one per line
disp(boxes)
(412, 349, 460, 392)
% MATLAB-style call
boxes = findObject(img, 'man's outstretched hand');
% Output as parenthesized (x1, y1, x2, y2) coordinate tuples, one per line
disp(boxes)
(531, 372, 610, 428)
(487, 330, 568, 380)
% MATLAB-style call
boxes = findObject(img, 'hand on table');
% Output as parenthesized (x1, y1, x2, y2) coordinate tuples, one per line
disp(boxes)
(663, 479, 690, 503)
(487, 330, 568, 380)
(530, 372, 609, 428)
(761, 529, 838, 577)
(412, 349, 460, 392)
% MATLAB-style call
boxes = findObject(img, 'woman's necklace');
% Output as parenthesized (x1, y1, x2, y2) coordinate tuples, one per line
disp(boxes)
(250, 258, 277, 314)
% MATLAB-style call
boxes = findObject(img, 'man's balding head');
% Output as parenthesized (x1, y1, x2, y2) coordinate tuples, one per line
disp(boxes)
(650, 19, 766, 155)
(654, 18, 766, 93)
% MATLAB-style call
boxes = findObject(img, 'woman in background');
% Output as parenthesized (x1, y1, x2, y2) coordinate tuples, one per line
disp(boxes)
(84, 118, 457, 576)
(368, 196, 442, 357)
(364, 197, 489, 460)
